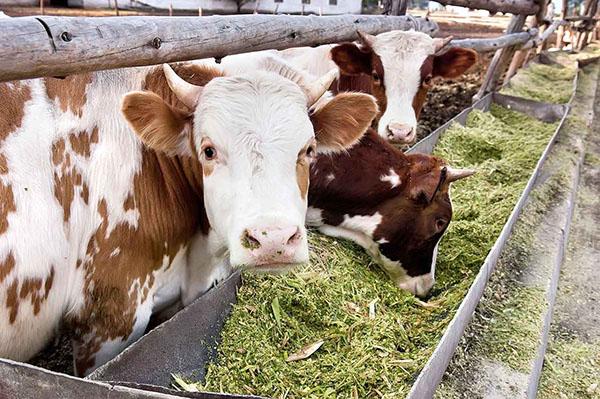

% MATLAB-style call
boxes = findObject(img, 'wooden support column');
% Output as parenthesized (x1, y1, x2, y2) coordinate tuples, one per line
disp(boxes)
(556, 0, 568, 48)
(474, 14, 527, 101)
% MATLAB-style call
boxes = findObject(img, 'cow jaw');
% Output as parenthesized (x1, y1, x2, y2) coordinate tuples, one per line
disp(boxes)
(370, 31, 436, 145)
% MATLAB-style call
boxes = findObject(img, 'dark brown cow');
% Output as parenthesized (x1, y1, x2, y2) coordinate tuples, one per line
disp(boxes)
(307, 129, 473, 297)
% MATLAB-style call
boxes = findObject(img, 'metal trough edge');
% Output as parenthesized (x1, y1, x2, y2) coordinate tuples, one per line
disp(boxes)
(405, 73, 579, 399)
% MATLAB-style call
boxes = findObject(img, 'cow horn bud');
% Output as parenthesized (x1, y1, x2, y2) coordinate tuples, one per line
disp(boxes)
(163, 64, 203, 109)
(306, 69, 338, 106)
(357, 30, 376, 47)
(433, 36, 454, 55)
(446, 167, 475, 182)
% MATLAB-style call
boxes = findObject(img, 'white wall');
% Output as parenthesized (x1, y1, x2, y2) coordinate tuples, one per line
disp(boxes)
(123, 0, 361, 14)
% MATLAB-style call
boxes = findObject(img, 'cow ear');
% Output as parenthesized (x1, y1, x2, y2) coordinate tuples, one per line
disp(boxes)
(310, 92, 378, 153)
(433, 48, 478, 79)
(121, 91, 193, 156)
(331, 43, 373, 76)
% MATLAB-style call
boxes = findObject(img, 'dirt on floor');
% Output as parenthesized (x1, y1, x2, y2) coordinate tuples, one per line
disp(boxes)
(417, 51, 493, 141)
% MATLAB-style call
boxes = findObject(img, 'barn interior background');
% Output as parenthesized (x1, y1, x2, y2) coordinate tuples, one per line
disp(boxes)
(0, 0, 599, 397)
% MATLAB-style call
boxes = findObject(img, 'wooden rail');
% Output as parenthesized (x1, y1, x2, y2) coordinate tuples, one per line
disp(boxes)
(450, 30, 536, 52)
(0, 14, 437, 82)
(521, 20, 564, 50)
(434, 0, 538, 15)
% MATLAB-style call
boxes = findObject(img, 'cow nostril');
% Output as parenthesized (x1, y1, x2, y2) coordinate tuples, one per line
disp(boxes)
(242, 230, 261, 250)
(287, 227, 302, 245)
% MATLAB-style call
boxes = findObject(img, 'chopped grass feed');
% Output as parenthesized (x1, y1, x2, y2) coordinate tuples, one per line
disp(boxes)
(178, 105, 559, 398)
(501, 62, 575, 104)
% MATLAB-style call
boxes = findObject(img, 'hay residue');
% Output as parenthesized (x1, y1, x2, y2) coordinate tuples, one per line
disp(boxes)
(178, 105, 558, 398)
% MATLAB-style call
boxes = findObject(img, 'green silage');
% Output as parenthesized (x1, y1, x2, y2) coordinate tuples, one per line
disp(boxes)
(501, 62, 576, 104)
(180, 105, 558, 398)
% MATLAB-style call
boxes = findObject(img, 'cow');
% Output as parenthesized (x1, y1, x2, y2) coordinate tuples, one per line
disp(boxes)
(307, 128, 474, 297)
(0, 60, 377, 375)
(280, 30, 478, 144)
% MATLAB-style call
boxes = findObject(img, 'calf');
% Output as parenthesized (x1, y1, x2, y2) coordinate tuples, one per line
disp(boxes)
(281, 30, 478, 144)
(0, 61, 377, 375)
(308, 129, 473, 297)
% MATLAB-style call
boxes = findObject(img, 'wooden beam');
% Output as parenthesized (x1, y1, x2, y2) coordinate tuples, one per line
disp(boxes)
(521, 19, 563, 50)
(474, 14, 527, 101)
(449, 30, 535, 52)
(0, 15, 438, 83)
(434, 0, 538, 15)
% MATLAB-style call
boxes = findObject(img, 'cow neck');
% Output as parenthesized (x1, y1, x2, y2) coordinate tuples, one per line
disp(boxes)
(309, 129, 409, 216)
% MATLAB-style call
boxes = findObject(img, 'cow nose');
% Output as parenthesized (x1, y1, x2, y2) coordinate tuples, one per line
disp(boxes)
(242, 226, 302, 263)
(386, 123, 416, 144)
(397, 274, 434, 298)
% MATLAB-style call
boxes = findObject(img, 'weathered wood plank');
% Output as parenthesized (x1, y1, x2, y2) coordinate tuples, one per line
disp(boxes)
(450, 30, 535, 52)
(0, 14, 437, 82)
(435, 0, 538, 15)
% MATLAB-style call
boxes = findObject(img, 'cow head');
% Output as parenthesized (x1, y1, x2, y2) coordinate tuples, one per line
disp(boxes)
(122, 62, 378, 272)
(308, 131, 473, 297)
(330, 30, 478, 145)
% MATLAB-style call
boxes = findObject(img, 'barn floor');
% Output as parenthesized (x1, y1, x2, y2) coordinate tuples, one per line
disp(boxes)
(435, 51, 600, 399)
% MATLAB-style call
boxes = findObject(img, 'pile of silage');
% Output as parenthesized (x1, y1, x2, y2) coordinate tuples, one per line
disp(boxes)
(177, 105, 558, 399)
(501, 61, 576, 104)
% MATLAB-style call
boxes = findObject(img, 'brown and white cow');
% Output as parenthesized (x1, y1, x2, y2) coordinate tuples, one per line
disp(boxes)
(0, 62, 377, 375)
(281, 30, 478, 144)
(307, 128, 473, 297)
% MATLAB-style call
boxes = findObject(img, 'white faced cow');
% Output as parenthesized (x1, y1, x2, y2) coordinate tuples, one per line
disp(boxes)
(280, 30, 478, 144)
(0, 61, 377, 375)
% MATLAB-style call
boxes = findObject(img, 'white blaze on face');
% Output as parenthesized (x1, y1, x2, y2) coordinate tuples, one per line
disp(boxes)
(195, 72, 313, 268)
(370, 31, 436, 143)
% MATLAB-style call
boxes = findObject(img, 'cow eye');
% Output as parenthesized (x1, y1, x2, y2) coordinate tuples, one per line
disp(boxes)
(203, 146, 217, 160)
(372, 71, 380, 82)
(435, 218, 447, 232)
(306, 145, 316, 159)
(423, 75, 433, 86)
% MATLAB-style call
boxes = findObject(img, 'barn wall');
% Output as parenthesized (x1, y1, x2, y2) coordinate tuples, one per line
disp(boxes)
(122, 0, 362, 14)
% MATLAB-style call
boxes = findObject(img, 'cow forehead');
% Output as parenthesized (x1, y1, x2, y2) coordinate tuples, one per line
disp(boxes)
(196, 72, 313, 153)
(371, 31, 435, 74)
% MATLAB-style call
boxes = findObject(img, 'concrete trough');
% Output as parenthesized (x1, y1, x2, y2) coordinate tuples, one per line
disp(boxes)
(0, 75, 577, 399)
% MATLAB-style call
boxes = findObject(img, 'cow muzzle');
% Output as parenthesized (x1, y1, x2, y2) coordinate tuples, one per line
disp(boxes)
(386, 123, 416, 145)
(397, 273, 434, 298)
(232, 224, 308, 270)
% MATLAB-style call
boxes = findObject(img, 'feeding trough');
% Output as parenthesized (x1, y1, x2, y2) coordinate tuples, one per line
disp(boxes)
(80, 69, 575, 398)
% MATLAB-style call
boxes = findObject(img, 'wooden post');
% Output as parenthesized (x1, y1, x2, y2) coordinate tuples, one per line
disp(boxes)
(40, 0, 44, 15)
(169, 2, 173, 16)
(474, 14, 527, 101)
(198, 7, 202, 16)
(399, 0, 408, 15)
(390, 0, 407, 15)
(114, 0, 119, 16)
(556, 0, 568, 48)
(274, 4, 279, 14)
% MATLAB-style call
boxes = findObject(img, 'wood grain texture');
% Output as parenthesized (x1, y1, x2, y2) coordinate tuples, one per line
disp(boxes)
(0, 14, 438, 82)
